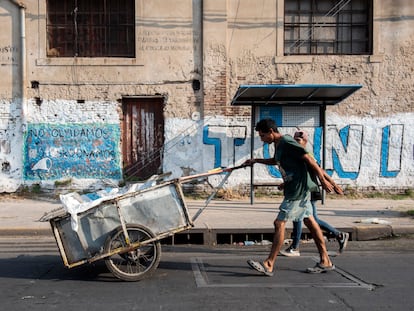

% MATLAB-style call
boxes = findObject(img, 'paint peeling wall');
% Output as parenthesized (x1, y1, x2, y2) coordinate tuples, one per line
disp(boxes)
(0, 0, 201, 192)
(0, 0, 413, 193)
(23, 123, 121, 180)
(164, 113, 414, 190)
(0, 1, 23, 192)
(0, 100, 23, 192)
(325, 114, 413, 189)
(21, 99, 122, 189)
(195, 0, 414, 191)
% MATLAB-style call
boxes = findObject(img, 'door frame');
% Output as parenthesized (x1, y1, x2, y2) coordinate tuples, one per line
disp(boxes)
(121, 96, 165, 180)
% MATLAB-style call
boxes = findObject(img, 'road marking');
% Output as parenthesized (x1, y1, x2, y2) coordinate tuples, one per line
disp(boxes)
(191, 255, 376, 289)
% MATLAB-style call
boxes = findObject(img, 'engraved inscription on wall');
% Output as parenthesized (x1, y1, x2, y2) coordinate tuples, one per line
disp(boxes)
(0, 45, 19, 100)
(139, 30, 193, 51)
(0, 45, 18, 65)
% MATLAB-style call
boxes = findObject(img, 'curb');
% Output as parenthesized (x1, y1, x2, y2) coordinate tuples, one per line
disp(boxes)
(353, 224, 393, 241)
(391, 225, 414, 236)
(0, 225, 408, 244)
(0, 228, 53, 237)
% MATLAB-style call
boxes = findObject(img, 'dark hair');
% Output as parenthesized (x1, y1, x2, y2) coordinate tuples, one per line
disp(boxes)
(294, 130, 308, 141)
(255, 118, 279, 133)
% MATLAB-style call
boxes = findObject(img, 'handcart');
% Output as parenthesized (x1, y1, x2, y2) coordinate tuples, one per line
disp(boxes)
(41, 166, 244, 282)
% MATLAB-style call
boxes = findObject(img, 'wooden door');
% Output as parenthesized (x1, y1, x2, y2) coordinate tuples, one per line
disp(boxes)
(121, 97, 164, 180)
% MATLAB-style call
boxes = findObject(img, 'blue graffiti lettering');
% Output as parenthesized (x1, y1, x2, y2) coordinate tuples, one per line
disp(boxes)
(23, 124, 121, 180)
(339, 126, 349, 147)
(313, 127, 323, 165)
(259, 106, 283, 126)
(234, 137, 245, 147)
(326, 125, 361, 180)
(203, 125, 221, 168)
(263, 143, 281, 178)
(380, 125, 402, 177)
(203, 125, 248, 169)
(327, 150, 359, 179)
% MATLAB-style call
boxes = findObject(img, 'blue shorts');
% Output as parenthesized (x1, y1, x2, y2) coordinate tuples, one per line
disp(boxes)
(277, 192, 313, 222)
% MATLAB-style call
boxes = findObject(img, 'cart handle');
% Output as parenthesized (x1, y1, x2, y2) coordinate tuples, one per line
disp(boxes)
(178, 164, 247, 183)
(184, 164, 248, 222)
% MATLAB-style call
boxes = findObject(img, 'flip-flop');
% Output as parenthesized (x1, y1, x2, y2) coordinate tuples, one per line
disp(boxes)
(306, 263, 336, 274)
(247, 259, 274, 277)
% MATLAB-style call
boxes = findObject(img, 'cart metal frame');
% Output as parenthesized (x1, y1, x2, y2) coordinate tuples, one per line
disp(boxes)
(44, 167, 241, 281)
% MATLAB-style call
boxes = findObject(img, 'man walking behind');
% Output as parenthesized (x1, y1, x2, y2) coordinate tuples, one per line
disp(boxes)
(280, 130, 349, 257)
(243, 119, 343, 276)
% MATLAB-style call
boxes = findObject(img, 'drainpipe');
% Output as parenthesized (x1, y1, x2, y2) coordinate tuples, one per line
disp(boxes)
(10, 1, 26, 101)
(18, 1, 26, 101)
(9, 1, 26, 190)
(199, 0, 203, 119)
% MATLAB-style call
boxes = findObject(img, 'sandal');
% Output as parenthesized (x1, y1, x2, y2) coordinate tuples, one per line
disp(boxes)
(247, 259, 274, 277)
(306, 263, 336, 274)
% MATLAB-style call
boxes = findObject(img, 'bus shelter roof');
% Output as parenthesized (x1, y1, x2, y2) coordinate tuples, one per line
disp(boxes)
(230, 84, 362, 106)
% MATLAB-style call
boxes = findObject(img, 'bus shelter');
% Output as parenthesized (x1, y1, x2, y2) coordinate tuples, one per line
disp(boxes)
(230, 84, 362, 203)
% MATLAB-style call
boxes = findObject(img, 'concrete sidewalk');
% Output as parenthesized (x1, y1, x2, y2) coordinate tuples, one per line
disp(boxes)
(187, 198, 414, 244)
(0, 195, 413, 243)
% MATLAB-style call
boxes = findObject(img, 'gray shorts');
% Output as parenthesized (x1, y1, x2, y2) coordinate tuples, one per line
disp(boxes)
(277, 192, 313, 222)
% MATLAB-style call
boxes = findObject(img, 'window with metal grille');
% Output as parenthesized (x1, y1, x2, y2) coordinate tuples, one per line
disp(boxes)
(284, 0, 372, 55)
(46, 0, 135, 57)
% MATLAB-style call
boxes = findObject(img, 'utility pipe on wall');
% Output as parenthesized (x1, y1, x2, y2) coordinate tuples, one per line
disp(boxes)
(18, 2, 26, 101)
(11, 1, 26, 101)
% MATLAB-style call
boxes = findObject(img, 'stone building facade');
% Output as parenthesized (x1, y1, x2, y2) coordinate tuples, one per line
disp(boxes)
(0, 0, 413, 193)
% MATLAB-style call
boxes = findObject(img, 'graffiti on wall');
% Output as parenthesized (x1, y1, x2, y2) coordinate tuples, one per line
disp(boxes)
(203, 124, 247, 168)
(380, 125, 404, 178)
(202, 123, 409, 181)
(0, 130, 11, 155)
(23, 123, 122, 180)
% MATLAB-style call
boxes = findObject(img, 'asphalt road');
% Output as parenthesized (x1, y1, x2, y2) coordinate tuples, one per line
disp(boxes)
(0, 236, 413, 311)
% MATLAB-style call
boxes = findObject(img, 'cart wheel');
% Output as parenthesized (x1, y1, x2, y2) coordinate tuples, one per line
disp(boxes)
(104, 225, 161, 281)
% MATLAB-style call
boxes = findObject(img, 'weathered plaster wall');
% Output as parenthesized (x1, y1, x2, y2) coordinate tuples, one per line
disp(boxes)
(164, 113, 414, 190)
(0, 1, 21, 100)
(223, 1, 414, 117)
(0, 0, 413, 193)
(197, 0, 414, 191)
(21, 100, 122, 189)
(14, 0, 202, 191)
(0, 1, 23, 192)
(0, 100, 23, 192)
(25, 0, 200, 120)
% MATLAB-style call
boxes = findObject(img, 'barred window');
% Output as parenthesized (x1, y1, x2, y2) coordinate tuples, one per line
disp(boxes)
(46, 0, 135, 57)
(284, 0, 372, 55)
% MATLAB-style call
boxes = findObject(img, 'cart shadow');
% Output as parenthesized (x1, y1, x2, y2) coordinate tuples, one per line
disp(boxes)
(0, 253, 270, 282)
(0, 254, 206, 282)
